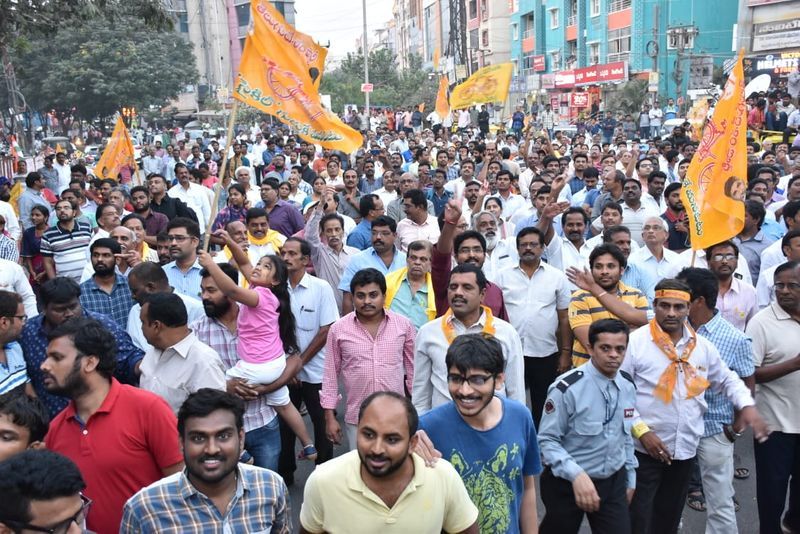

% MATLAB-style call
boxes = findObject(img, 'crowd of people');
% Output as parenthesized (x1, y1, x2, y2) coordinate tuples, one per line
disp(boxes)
(1, 95, 800, 534)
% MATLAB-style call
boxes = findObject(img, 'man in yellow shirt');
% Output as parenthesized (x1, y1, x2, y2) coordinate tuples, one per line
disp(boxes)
(299, 391, 479, 534)
(566, 243, 651, 367)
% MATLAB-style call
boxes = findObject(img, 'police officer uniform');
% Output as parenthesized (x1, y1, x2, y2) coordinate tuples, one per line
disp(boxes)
(537, 361, 638, 533)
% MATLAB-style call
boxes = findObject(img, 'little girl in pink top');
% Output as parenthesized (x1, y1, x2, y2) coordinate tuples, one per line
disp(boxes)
(199, 237, 317, 461)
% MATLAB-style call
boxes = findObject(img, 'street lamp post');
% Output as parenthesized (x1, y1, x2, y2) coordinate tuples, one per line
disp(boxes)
(362, 0, 369, 117)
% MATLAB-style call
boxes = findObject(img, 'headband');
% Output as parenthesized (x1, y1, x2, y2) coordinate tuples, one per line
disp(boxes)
(654, 289, 691, 302)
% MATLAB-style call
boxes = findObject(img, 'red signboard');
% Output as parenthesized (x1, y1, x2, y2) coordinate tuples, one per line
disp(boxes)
(554, 70, 576, 88)
(533, 55, 546, 72)
(570, 92, 590, 107)
(574, 61, 628, 86)
(550, 96, 560, 109)
(361, 83, 374, 92)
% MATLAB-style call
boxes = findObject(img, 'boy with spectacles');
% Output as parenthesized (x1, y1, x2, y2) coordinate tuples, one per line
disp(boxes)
(415, 333, 541, 534)
(0, 290, 31, 396)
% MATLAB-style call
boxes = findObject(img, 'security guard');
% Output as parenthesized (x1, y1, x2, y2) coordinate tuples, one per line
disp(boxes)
(538, 318, 638, 534)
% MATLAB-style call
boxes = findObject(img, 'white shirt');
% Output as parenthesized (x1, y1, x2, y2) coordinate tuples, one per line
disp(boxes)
(641, 193, 666, 215)
(622, 323, 755, 460)
(412, 309, 525, 414)
(629, 246, 680, 280)
(491, 192, 526, 220)
(395, 215, 441, 252)
(545, 237, 593, 283)
(482, 237, 519, 283)
(168, 183, 212, 232)
(373, 187, 398, 209)
(495, 263, 571, 357)
(128, 294, 206, 352)
(0, 201, 20, 240)
(53, 162, 71, 194)
(760, 239, 787, 274)
(621, 203, 659, 246)
(670, 249, 753, 285)
(289, 273, 340, 383)
(756, 264, 777, 309)
(0, 259, 37, 318)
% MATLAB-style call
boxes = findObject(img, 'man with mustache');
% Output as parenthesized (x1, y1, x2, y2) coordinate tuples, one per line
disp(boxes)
(472, 210, 517, 283)
(413, 263, 524, 414)
(43, 317, 183, 533)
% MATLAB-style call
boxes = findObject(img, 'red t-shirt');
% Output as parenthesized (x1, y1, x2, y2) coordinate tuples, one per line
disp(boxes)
(46, 379, 183, 534)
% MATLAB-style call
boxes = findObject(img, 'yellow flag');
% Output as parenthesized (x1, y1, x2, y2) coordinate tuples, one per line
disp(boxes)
(234, 0, 362, 153)
(9, 182, 22, 217)
(449, 63, 513, 110)
(55, 143, 64, 154)
(94, 115, 138, 181)
(435, 75, 450, 120)
(681, 49, 747, 250)
(418, 103, 425, 113)
(686, 98, 710, 142)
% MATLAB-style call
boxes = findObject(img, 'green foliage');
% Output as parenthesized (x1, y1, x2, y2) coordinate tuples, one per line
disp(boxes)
(320, 50, 438, 112)
(13, 14, 197, 120)
(604, 80, 649, 115)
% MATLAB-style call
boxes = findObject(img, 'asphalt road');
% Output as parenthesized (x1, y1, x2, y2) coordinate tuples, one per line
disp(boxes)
(285, 411, 762, 533)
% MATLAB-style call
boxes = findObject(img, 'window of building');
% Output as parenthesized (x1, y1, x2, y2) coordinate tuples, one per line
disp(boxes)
(469, 0, 477, 18)
(590, 0, 601, 17)
(480, 0, 488, 21)
(566, 40, 577, 67)
(608, 0, 632, 13)
(512, 23, 519, 41)
(482, 29, 489, 47)
(177, 12, 189, 33)
(607, 27, 631, 63)
(235, 3, 249, 28)
(522, 12, 535, 38)
(272, 1, 286, 17)
(667, 27, 696, 50)
(567, 0, 577, 26)
(589, 42, 600, 64)
(550, 50, 561, 72)
(549, 8, 559, 29)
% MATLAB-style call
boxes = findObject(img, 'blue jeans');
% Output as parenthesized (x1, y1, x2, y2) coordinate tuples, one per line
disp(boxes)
(244, 416, 281, 471)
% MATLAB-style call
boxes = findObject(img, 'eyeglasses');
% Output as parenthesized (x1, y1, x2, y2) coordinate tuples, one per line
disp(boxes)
(3, 314, 27, 322)
(774, 282, 800, 291)
(166, 235, 191, 243)
(6, 494, 92, 534)
(447, 373, 495, 387)
(711, 253, 737, 262)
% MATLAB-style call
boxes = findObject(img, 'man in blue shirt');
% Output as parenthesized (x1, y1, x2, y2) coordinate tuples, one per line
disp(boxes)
(346, 195, 384, 251)
(0, 291, 29, 395)
(79, 238, 135, 329)
(417, 334, 542, 533)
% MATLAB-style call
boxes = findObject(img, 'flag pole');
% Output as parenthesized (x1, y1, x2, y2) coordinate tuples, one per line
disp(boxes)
(203, 98, 240, 251)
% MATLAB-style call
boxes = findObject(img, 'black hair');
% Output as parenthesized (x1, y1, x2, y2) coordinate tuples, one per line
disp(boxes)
(129, 261, 169, 288)
(201, 262, 239, 284)
(454, 230, 487, 255)
(0, 390, 49, 444)
(284, 237, 312, 257)
(783, 229, 800, 251)
(445, 333, 505, 375)
(587, 318, 630, 347)
(664, 182, 682, 199)
(262, 177, 280, 191)
(784, 201, 800, 223)
(0, 450, 85, 524)
(350, 267, 387, 295)
(95, 203, 118, 220)
(601, 201, 623, 216)
(228, 183, 246, 197)
(40, 277, 81, 306)
(403, 188, 427, 208)
(0, 290, 22, 317)
(320, 212, 345, 232)
(561, 206, 589, 226)
(260, 255, 298, 354)
(167, 217, 201, 239)
(121, 213, 146, 229)
(25, 172, 42, 188)
(602, 224, 631, 243)
(450, 263, 487, 291)
(141, 292, 188, 327)
(705, 240, 739, 259)
(516, 226, 544, 248)
(775, 260, 800, 279)
(676, 267, 719, 309)
(246, 207, 269, 224)
(647, 171, 667, 184)
(30, 204, 49, 219)
(654, 278, 692, 296)
(744, 200, 766, 229)
(358, 391, 419, 437)
(371, 215, 397, 233)
(90, 237, 122, 255)
(358, 194, 381, 218)
(47, 317, 117, 379)
(130, 185, 149, 197)
(177, 388, 245, 437)
(589, 243, 627, 270)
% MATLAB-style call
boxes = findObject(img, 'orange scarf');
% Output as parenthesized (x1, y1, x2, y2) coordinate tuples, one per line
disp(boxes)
(650, 319, 709, 404)
(441, 305, 496, 344)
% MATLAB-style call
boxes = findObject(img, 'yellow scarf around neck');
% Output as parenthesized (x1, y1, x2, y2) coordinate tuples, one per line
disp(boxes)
(384, 267, 436, 321)
(650, 319, 708, 404)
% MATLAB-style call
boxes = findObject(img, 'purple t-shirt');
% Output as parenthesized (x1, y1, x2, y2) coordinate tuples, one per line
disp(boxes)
(237, 286, 285, 363)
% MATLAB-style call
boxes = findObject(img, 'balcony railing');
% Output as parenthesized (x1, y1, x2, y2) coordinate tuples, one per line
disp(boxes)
(522, 28, 535, 39)
(567, 14, 577, 26)
(609, 0, 632, 13)
(607, 52, 630, 64)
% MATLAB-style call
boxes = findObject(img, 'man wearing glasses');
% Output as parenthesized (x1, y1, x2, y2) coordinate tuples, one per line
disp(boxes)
(163, 218, 203, 300)
(0, 450, 90, 534)
(0, 291, 29, 396)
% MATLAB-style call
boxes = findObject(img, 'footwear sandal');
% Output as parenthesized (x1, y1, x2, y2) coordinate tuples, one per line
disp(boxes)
(298, 444, 318, 461)
(686, 492, 707, 512)
(734, 467, 750, 479)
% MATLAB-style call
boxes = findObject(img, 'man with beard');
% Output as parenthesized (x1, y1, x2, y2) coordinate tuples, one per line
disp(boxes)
(358, 160, 382, 194)
(192, 263, 294, 471)
(336, 168, 362, 222)
(472, 210, 516, 283)
(661, 183, 690, 251)
(387, 173, 434, 223)
(566, 244, 651, 368)
(746, 261, 800, 533)
(121, 389, 290, 531)
(322, 269, 416, 450)
(43, 317, 183, 533)
(602, 226, 657, 303)
(432, 200, 509, 319)
(622, 279, 767, 534)
(414, 263, 524, 414)
(156, 232, 172, 265)
(416, 334, 541, 533)
(642, 171, 667, 214)
(496, 227, 572, 427)
(137, 292, 225, 414)
(256, 178, 305, 237)
(41, 199, 93, 282)
(264, 153, 290, 182)
(147, 174, 198, 224)
(277, 238, 338, 484)
(301, 392, 478, 533)
(169, 164, 211, 234)
(129, 185, 168, 245)
(338, 216, 406, 315)
(542, 207, 593, 282)
(620, 179, 658, 246)
(79, 238, 134, 328)
(591, 169, 625, 220)
(706, 240, 757, 331)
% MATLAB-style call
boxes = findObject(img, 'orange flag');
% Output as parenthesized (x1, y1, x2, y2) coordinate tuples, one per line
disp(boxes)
(681, 49, 747, 250)
(94, 115, 138, 181)
(449, 62, 513, 110)
(234, 0, 362, 153)
(435, 75, 450, 120)
(418, 103, 425, 113)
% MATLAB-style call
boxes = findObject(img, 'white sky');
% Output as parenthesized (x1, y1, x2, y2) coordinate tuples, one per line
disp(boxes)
(294, 0, 394, 61)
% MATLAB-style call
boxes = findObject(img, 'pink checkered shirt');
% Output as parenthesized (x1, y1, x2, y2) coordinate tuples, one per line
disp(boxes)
(320, 310, 416, 424)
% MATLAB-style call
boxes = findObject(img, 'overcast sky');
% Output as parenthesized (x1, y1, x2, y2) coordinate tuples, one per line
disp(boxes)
(294, 0, 394, 61)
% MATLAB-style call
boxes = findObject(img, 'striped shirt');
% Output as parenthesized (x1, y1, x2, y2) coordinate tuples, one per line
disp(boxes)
(569, 282, 651, 366)
(40, 220, 93, 282)
(0, 342, 28, 394)
(120, 464, 291, 533)
(697, 312, 755, 437)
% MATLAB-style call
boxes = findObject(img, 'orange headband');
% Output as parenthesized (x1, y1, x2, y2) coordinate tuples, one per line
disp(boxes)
(655, 289, 691, 302)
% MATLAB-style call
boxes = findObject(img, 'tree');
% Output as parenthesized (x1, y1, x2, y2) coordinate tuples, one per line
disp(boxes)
(604, 80, 648, 115)
(13, 14, 198, 121)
